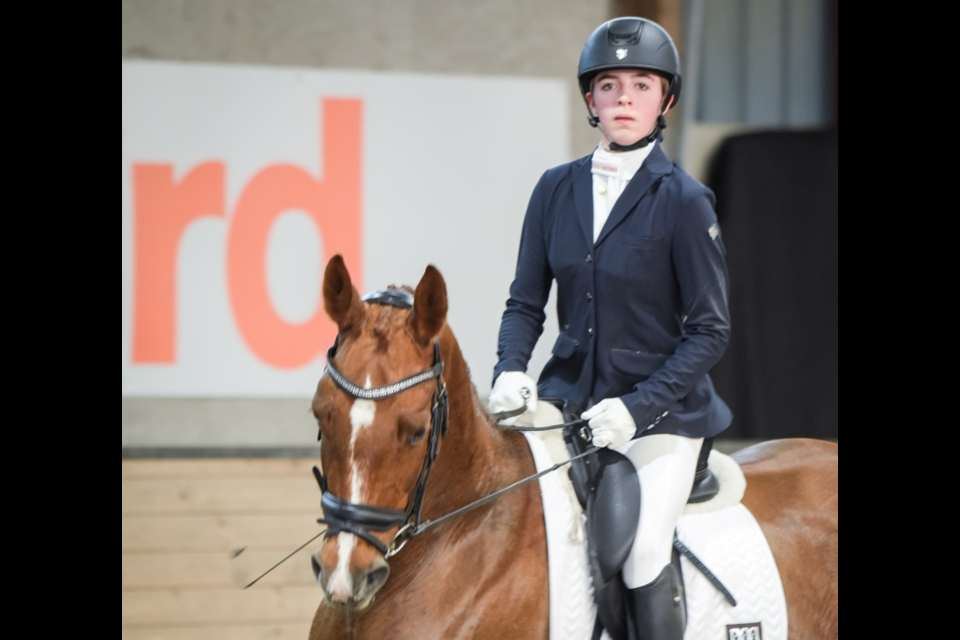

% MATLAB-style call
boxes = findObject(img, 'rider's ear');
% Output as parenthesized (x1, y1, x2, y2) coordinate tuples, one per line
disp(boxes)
(323, 254, 364, 332)
(409, 265, 448, 345)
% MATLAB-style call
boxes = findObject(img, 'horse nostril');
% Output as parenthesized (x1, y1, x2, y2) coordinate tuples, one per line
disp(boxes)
(365, 565, 389, 591)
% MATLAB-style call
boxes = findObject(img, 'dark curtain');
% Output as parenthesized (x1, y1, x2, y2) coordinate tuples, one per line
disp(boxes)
(707, 130, 838, 439)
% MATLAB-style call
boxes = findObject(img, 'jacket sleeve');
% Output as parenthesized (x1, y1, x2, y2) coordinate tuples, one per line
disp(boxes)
(621, 186, 731, 430)
(493, 175, 555, 383)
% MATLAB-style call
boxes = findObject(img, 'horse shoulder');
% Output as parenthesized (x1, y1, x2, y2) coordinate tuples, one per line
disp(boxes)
(468, 429, 550, 640)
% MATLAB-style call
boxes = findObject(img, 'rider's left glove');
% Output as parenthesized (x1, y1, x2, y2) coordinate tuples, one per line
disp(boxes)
(582, 398, 637, 449)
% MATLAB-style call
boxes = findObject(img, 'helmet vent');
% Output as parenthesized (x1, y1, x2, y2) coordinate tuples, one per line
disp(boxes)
(607, 18, 642, 46)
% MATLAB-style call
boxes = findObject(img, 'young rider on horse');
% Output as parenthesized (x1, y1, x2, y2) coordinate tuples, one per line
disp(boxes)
(489, 17, 732, 640)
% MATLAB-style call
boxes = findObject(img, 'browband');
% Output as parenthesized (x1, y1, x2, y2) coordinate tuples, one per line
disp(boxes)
(325, 342, 443, 401)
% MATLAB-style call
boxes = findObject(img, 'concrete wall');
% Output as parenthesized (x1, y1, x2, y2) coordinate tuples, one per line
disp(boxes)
(122, 0, 606, 157)
(122, 0, 609, 453)
(121, 0, 831, 452)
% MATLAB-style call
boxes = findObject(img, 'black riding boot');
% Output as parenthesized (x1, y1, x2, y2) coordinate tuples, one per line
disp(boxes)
(627, 563, 686, 640)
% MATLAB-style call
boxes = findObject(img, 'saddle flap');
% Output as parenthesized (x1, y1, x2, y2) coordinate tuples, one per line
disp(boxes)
(587, 447, 641, 583)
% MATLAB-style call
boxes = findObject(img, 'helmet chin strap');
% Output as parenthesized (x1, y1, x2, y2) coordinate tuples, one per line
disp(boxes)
(586, 90, 673, 153)
(605, 114, 667, 152)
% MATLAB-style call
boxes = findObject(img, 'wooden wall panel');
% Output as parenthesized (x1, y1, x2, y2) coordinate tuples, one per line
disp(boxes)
(123, 514, 322, 551)
(122, 459, 325, 638)
(122, 586, 319, 626)
(123, 478, 319, 514)
(122, 459, 318, 480)
(123, 551, 315, 589)
(122, 624, 310, 640)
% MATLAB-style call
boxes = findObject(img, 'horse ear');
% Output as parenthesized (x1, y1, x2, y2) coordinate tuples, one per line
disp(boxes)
(323, 255, 363, 330)
(409, 265, 448, 344)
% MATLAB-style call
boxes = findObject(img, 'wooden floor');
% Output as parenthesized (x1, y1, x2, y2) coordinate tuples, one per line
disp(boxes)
(121, 440, 786, 638)
(122, 459, 325, 640)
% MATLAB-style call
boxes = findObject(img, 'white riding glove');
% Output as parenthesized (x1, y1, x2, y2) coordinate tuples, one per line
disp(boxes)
(489, 371, 538, 423)
(582, 398, 637, 449)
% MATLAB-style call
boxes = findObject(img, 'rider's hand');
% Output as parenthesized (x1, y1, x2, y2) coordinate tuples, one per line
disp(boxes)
(582, 398, 637, 448)
(489, 371, 538, 423)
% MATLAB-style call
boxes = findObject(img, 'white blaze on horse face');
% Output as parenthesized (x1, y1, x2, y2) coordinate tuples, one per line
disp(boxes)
(349, 375, 376, 502)
(327, 376, 376, 603)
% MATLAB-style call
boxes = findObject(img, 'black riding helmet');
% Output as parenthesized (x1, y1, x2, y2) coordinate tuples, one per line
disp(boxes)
(578, 17, 682, 151)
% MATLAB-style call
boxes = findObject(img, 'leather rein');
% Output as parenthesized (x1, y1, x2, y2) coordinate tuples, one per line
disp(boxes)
(313, 289, 598, 559)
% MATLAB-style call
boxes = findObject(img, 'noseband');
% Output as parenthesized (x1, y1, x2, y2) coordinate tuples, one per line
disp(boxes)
(314, 289, 449, 557)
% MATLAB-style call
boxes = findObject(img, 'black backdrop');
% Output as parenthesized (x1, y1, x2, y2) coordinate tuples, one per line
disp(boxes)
(707, 130, 838, 439)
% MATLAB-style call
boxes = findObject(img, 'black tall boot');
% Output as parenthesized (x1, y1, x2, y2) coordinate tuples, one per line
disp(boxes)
(627, 564, 686, 640)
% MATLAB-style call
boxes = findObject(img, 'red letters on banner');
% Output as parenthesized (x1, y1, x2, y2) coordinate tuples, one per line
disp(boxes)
(132, 99, 363, 368)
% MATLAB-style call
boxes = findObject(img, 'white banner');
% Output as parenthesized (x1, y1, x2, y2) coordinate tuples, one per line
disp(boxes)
(122, 61, 566, 397)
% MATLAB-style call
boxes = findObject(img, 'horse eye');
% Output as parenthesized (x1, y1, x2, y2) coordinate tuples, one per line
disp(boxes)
(406, 427, 427, 445)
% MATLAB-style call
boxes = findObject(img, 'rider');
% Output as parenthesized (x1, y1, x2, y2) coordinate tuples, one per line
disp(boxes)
(489, 17, 732, 639)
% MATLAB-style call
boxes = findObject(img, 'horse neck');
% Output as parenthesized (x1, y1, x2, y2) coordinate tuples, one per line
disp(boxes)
(422, 324, 523, 517)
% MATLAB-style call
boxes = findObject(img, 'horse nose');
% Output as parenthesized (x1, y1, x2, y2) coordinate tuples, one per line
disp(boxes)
(313, 544, 390, 608)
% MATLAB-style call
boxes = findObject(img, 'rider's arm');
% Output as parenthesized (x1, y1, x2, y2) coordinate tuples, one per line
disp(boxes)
(494, 174, 554, 383)
(620, 184, 731, 431)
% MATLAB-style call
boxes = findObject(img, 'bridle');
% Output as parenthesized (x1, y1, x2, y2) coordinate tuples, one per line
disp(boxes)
(314, 288, 449, 558)
(312, 288, 599, 562)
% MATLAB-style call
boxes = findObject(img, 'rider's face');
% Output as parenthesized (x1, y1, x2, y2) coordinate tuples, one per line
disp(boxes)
(585, 69, 671, 149)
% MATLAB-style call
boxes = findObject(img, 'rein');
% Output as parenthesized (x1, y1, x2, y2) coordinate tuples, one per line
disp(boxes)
(243, 289, 595, 587)
(492, 404, 594, 439)
(396, 442, 599, 540)
(316, 300, 595, 557)
(312, 416, 598, 559)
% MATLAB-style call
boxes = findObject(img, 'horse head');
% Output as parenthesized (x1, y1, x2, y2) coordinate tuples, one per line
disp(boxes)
(311, 254, 449, 609)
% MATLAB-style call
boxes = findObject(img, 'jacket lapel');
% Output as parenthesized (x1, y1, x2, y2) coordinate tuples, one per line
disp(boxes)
(571, 155, 594, 248)
(594, 143, 674, 248)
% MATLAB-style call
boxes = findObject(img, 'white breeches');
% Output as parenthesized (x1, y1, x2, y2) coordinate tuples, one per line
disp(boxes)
(614, 434, 703, 588)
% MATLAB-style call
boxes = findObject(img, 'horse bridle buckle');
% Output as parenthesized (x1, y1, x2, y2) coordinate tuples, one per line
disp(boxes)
(386, 523, 415, 558)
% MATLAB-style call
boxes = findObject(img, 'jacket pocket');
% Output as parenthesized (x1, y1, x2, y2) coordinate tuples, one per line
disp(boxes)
(609, 349, 669, 378)
(622, 235, 664, 249)
(552, 333, 579, 359)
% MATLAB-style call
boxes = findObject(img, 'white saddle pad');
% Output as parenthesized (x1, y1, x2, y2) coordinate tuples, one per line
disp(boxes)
(518, 405, 787, 640)
(677, 453, 788, 640)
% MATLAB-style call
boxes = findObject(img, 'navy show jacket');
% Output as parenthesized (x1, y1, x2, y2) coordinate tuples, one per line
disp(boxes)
(494, 143, 732, 439)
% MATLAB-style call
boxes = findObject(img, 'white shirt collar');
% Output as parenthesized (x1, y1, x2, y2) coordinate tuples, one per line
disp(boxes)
(591, 142, 656, 180)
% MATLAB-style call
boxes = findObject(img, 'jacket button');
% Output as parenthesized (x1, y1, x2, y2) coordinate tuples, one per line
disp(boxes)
(587, 327, 594, 336)
(585, 254, 593, 263)
(586, 292, 593, 301)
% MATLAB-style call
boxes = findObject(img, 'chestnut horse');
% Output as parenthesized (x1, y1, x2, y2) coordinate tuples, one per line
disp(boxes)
(309, 255, 838, 640)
